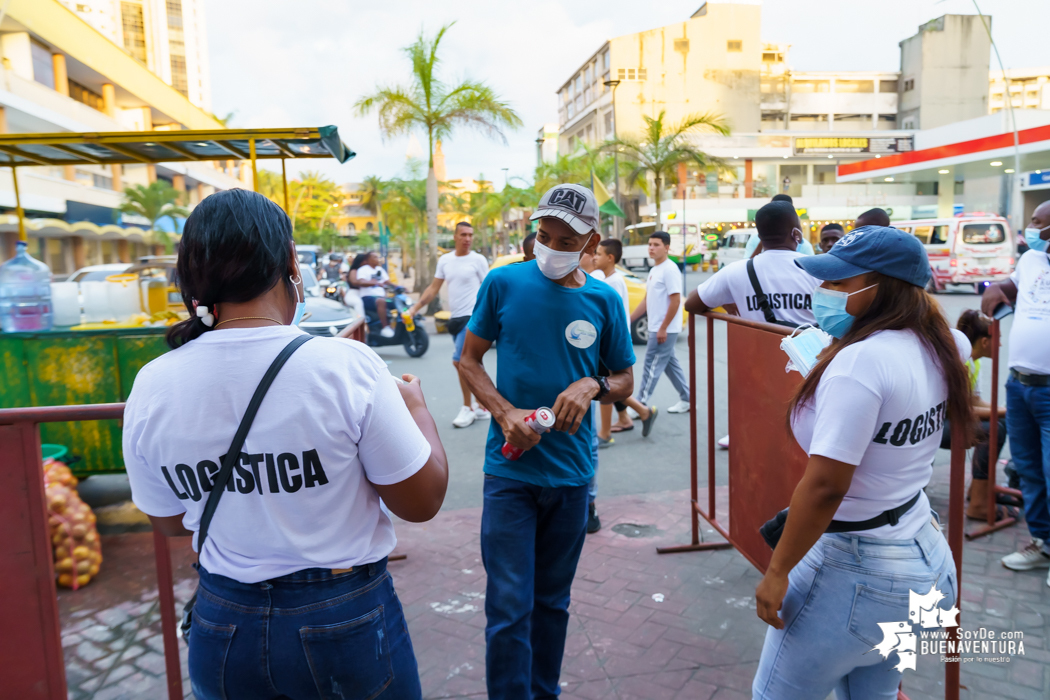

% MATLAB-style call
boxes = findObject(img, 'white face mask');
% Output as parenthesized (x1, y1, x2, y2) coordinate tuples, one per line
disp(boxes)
(534, 237, 592, 280)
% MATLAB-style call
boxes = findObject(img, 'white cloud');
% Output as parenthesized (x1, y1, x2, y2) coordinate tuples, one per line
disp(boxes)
(205, 0, 1046, 185)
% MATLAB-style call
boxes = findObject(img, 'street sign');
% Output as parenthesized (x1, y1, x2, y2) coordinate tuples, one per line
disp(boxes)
(1028, 171, 1050, 188)
(793, 136, 914, 155)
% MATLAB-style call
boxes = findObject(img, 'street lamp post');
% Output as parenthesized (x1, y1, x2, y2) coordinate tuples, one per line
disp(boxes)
(603, 79, 622, 240)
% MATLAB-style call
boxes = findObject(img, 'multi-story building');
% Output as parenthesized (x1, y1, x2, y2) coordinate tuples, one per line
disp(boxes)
(990, 68, 1050, 114)
(59, 0, 212, 111)
(548, 3, 1038, 235)
(0, 0, 245, 275)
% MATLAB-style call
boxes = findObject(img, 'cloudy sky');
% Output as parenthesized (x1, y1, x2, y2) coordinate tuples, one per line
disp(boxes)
(205, 0, 1045, 186)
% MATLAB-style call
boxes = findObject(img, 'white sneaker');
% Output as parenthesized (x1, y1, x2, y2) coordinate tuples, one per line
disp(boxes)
(474, 406, 491, 420)
(453, 405, 476, 428)
(626, 406, 641, 420)
(717, 434, 729, 450)
(1001, 539, 1050, 571)
(667, 400, 690, 414)
(380, 326, 395, 338)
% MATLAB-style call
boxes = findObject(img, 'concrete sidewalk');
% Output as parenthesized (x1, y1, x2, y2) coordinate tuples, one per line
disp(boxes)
(60, 472, 1049, 699)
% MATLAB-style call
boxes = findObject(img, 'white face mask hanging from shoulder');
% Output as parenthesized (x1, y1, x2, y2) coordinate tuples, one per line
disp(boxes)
(534, 234, 595, 280)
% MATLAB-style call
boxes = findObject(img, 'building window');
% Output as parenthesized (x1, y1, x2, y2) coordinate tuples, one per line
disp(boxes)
(568, 135, 575, 152)
(762, 51, 783, 63)
(602, 51, 609, 72)
(792, 81, 830, 93)
(604, 110, 614, 136)
(92, 173, 114, 190)
(903, 78, 915, 92)
(726, 40, 742, 52)
(167, 0, 188, 97)
(68, 80, 105, 112)
(674, 38, 690, 52)
(31, 39, 55, 89)
(879, 79, 899, 93)
(121, 2, 148, 64)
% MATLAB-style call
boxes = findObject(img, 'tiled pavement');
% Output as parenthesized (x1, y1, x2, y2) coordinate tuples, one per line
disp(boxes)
(60, 467, 1050, 699)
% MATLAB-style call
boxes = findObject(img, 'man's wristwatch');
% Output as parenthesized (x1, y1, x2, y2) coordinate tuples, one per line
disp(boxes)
(591, 375, 611, 400)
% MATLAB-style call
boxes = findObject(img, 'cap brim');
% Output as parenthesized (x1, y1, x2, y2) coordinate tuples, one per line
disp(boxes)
(530, 208, 593, 234)
(795, 254, 871, 281)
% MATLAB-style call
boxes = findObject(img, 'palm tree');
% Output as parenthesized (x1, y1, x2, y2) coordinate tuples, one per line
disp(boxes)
(359, 175, 388, 233)
(117, 182, 189, 253)
(354, 23, 522, 286)
(604, 110, 729, 224)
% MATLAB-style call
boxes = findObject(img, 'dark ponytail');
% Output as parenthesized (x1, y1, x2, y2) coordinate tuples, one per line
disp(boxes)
(790, 274, 976, 447)
(955, 309, 991, 345)
(166, 189, 295, 349)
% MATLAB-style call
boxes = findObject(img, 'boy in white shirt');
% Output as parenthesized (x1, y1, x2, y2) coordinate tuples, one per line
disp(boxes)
(593, 239, 658, 439)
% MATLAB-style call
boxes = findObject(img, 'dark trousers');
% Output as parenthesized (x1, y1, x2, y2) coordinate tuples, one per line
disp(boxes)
(481, 474, 589, 700)
(941, 417, 1007, 480)
(189, 559, 420, 700)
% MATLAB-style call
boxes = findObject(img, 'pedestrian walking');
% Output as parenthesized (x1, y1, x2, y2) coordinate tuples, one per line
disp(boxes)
(458, 183, 635, 699)
(686, 200, 819, 449)
(407, 221, 491, 428)
(981, 199, 1050, 577)
(819, 223, 845, 253)
(753, 225, 972, 698)
(630, 231, 690, 414)
(123, 189, 448, 700)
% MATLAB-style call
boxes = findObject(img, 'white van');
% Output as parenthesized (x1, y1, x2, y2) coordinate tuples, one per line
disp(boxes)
(621, 220, 703, 270)
(717, 228, 756, 270)
(894, 215, 1016, 293)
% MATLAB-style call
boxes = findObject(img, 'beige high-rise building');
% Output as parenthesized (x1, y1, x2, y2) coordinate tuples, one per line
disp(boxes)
(60, 0, 212, 111)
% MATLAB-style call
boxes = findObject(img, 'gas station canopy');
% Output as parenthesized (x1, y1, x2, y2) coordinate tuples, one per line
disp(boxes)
(0, 126, 355, 167)
(836, 123, 1050, 183)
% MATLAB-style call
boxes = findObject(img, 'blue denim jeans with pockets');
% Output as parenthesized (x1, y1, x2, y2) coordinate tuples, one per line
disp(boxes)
(752, 517, 957, 700)
(481, 474, 589, 700)
(189, 558, 421, 700)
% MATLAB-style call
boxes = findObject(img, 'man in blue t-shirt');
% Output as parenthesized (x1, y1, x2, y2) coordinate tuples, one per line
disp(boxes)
(460, 183, 636, 699)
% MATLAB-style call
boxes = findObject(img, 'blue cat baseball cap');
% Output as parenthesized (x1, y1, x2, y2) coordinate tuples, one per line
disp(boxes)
(794, 225, 932, 288)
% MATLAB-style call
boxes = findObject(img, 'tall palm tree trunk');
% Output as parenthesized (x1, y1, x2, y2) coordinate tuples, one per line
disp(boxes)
(654, 173, 663, 225)
(414, 226, 424, 293)
(426, 165, 439, 285)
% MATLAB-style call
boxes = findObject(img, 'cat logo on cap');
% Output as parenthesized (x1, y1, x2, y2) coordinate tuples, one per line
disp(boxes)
(548, 188, 587, 214)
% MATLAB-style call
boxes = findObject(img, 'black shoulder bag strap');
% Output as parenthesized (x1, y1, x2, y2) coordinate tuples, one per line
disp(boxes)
(746, 257, 779, 326)
(180, 333, 312, 636)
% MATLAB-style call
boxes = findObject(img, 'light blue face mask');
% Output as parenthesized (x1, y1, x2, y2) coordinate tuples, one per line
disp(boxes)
(291, 269, 306, 326)
(1024, 224, 1050, 253)
(812, 283, 878, 338)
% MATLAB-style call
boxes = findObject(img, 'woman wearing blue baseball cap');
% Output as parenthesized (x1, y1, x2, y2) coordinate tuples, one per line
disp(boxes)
(752, 226, 976, 698)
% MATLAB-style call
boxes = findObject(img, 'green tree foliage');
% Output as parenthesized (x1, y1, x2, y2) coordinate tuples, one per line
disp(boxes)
(117, 181, 189, 253)
(354, 23, 522, 286)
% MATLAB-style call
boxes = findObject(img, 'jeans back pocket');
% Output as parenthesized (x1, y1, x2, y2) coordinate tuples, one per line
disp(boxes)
(300, 604, 393, 700)
(847, 584, 914, 649)
(188, 615, 237, 700)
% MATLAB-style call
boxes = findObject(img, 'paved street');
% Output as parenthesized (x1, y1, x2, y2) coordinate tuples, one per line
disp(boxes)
(62, 273, 1050, 699)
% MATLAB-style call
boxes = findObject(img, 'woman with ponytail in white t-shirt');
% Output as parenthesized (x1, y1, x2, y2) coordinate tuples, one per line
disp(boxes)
(751, 226, 975, 700)
(124, 189, 447, 700)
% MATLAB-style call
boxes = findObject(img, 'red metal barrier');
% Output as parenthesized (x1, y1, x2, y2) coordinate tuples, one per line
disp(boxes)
(659, 311, 968, 700)
(0, 403, 183, 700)
(966, 318, 1021, 539)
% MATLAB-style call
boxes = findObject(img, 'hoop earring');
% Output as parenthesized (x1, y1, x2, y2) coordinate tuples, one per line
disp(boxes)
(290, 275, 302, 285)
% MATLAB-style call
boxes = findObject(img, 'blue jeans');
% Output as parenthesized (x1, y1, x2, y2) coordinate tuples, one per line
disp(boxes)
(189, 559, 421, 700)
(481, 475, 589, 700)
(1006, 378, 1050, 545)
(753, 517, 956, 700)
(452, 324, 468, 362)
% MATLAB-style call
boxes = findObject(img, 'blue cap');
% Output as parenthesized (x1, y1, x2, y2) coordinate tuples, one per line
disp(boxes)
(794, 225, 931, 288)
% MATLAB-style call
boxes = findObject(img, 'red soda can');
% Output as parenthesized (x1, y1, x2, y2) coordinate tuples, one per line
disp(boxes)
(501, 407, 556, 460)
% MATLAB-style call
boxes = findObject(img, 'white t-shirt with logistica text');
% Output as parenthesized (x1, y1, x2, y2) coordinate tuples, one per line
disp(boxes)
(123, 325, 431, 583)
(435, 251, 489, 318)
(790, 329, 971, 539)
(696, 250, 819, 326)
(1008, 250, 1050, 375)
(646, 259, 683, 333)
(356, 264, 389, 297)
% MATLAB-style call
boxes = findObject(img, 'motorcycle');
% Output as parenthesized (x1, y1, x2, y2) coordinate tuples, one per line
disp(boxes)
(365, 285, 429, 358)
(323, 279, 347, 303)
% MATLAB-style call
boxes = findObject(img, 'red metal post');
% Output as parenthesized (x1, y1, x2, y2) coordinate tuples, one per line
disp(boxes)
(689, 313, 699, 544)
(967, 319, 1017, 539)
(151, 531, 183, 700)
(945, 422, 966, 700)
(707, 314, 716, 518)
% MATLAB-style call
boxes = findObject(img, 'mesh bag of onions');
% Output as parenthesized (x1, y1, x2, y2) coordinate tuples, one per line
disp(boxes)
(44, 459, 102, 589)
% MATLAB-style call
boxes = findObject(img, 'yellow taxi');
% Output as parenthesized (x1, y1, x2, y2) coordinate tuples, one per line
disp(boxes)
(490, 253, 654, 343)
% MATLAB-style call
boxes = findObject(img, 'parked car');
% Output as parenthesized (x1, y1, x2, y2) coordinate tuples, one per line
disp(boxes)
(295, 245, 324, 274)
(717, 228, 756, 270)
(894, 214, 1016, 293)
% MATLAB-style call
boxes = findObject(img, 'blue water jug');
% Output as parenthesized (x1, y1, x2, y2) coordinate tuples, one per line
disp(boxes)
(0, 240, 53, 332)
